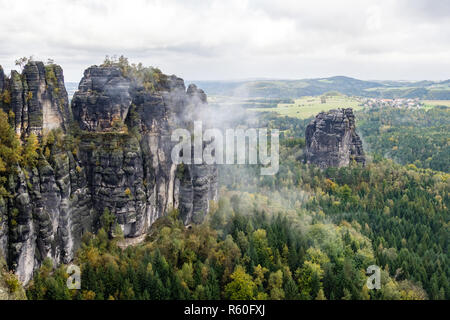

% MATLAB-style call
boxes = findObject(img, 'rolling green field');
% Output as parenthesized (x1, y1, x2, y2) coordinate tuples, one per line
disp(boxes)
(422, 100, 450, 108)
(249, 95, 362, 119)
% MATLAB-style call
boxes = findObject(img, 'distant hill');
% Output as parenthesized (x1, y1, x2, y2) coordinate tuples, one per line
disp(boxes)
(191, 76, 450, 99)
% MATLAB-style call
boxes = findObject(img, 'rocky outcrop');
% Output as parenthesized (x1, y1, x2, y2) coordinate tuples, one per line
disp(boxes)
(305, 108, 365, 169)
(0, 61, 218, 284)
(72, 65, 217, 237)
(72, 67, 132, 131)
(178, 162, 218, 225)
(4, 153, 92, 284)
(0, 62, 91, 284)
(0, 66, 4, 95)
(1, 61, 70, 137)
(186, 84, 207, 104)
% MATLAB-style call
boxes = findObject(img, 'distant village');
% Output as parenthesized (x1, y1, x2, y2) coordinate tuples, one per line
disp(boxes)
(360, 98, 423, 108)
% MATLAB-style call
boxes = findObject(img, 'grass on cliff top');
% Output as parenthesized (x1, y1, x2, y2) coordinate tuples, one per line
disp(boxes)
(249, 95, 362, 119)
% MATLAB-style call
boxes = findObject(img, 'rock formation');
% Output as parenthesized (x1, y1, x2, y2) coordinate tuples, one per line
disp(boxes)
(0, 61, 217, 284)
(305, 108, 365, 169)
(1, 61, 70, 137)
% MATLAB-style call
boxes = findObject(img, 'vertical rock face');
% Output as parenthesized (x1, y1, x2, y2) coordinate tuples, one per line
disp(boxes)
(0, 197, 7, 261)
(0, 62, 218, 284)
(0, 67, 7, 257)
(0, 66, 4, 94)
(3, 136, 93, 285)
(72, 67, 132, 131)
(72, 65, 218, 237)
(1, 61, 80, 284)
(305, 108, 365, 169)
(178, 162, 218, 225)
(3, 61, 70, 136)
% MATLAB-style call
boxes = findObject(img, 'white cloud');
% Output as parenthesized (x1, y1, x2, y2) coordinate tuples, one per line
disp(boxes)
(0, 0, 449, 81)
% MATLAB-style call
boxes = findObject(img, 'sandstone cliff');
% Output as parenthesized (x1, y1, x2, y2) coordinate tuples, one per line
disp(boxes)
(1, 61, 70, 136)
(0, 61, 217, 284)
(305, 108, 365, 169)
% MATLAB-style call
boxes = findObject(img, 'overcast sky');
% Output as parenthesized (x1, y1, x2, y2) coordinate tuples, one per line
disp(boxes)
(0, 0, 449, 82)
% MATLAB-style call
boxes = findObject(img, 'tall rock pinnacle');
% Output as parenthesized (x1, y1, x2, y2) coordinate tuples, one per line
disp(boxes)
(1, 61, 70, 137)
(305, 108, 365, 169)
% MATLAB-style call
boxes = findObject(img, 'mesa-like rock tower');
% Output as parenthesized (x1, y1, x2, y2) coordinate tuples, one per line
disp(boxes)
(305, 108, 365, 169)
(0, 61, 217, 284)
